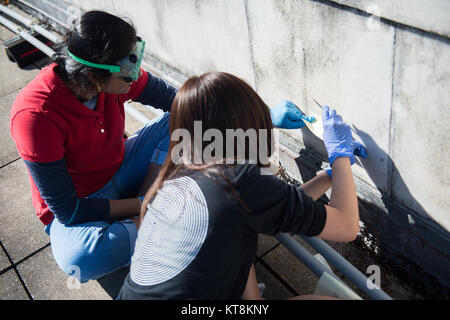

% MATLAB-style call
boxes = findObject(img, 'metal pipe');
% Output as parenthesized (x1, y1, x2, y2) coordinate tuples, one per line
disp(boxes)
(0, 4, 62, 43)
(17, 0, 75, 29)
(299, 234, 393, 300)
(0, 14, 55, 57)
(275, 233, 334, 278)
(275, 233, 360, 297)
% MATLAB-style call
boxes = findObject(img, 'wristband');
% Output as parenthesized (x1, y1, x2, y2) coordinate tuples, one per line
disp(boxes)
(325, 168, 332, 179)
(329, 153, 355, 167)
(137, 195, 144, 207)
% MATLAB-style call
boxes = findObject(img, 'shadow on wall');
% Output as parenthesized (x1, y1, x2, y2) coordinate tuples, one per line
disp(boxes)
(351, 125, 430, 227)
(294, 123, 450, 292)
(295, 124, 431, 233)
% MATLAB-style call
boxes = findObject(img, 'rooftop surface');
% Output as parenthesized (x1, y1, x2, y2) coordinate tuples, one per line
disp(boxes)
(0, 5, 428, 300)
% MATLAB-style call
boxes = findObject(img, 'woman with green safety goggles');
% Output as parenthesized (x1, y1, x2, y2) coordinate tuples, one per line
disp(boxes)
(10, 10, 177, 285)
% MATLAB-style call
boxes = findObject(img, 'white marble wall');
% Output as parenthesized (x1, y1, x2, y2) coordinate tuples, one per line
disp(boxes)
(55, 0, 450, 239)
(22, 0, 450, 286)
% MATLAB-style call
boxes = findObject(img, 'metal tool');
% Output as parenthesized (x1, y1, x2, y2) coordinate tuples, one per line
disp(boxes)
(293, 103, 317, 123)
(299, 113, 317, 123)
(313, 98, 323, 110)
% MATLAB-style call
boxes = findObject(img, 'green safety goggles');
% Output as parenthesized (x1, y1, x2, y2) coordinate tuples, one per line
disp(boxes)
(67, 37, 146, 83)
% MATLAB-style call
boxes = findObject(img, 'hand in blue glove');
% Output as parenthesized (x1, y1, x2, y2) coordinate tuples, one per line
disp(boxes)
(322, 105, 356, 167)
(352, 140, 367, 158)
(325, 139, 368, 179)
(270, 100, 306, 129)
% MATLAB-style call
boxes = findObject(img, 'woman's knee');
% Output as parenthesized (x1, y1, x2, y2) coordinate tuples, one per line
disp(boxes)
(51, 235, 109, 283)
(49, 220, 136, 283)
(51, 244, 95, 283)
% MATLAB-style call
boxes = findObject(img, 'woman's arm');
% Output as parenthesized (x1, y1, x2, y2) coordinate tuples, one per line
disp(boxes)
(109, 162, 163, 225)
(312, 105, 360, 242)
(299, 171, 331, 201)
(25, 158, 142, 226)
(133, 71, 177, 112)
(317, 158, 359, 242)
(109, 198, 141, 220)
(299, 160, 359, 242)
(235, 164, 327, 237)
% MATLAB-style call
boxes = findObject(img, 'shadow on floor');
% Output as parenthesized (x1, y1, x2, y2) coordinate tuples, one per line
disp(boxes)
(96, 266, 130, 299)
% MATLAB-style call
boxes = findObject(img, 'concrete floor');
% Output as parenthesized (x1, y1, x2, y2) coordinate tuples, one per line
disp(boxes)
(0, 8, 430, 300)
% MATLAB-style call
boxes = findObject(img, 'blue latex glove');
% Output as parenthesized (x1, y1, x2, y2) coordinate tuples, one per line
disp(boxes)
(352, 140, 367, 158)
(325, 168, 333, 179)
(325, 140, 367, 179)
(322, 105, 356, 167)
(270, 100, 307, 129)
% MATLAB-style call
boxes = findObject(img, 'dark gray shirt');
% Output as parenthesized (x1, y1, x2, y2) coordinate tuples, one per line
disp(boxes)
(117, 164, 326, 300)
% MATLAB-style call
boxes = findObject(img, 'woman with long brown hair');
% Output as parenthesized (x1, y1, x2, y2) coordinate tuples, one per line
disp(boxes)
(117, 71, 361, 299)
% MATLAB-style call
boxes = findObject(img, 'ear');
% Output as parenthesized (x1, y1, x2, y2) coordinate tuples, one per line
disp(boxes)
(85, 71, 97, 86)
(86, 72, 103, 92)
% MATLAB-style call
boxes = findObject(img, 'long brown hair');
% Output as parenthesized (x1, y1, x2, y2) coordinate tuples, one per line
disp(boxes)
(140, 72, 274, 220)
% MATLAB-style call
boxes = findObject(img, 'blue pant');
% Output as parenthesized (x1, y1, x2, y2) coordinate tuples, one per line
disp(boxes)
(45, 112, 170, 283)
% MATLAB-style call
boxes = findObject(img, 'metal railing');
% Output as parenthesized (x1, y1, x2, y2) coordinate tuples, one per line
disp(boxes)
(276, 233, 392, 299)
(0, 12, 55, 56)
(0, 3, 62, 43)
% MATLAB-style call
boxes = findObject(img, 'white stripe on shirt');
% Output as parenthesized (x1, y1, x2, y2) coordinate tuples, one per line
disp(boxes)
(130, 176, 209, 286)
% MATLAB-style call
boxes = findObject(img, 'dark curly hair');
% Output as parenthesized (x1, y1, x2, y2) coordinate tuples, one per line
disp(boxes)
(52, 10, 137, 98)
